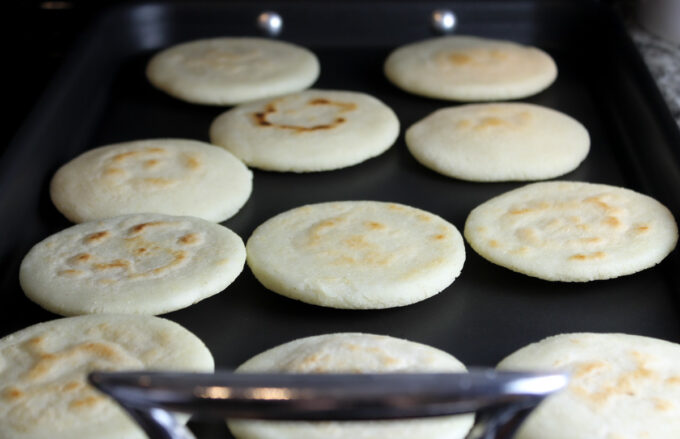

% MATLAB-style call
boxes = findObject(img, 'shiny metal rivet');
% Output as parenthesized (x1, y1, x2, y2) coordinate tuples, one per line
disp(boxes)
(257, 11, 283, 37)
(431, 9, 457, 34)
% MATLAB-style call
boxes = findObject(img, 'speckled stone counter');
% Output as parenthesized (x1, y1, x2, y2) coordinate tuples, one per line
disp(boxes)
(629, 25, 680, 129)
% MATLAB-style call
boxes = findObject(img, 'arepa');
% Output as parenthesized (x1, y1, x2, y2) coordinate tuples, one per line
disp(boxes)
(406, 103, 589, 181)
(497, 333, 680, 439)
(50, 139, 252, 223)
(384, 35, 557, 101)
(210, 89, 399, 172)
(246, 201, 465, 309)
(464, 181, 678, 281)
(147, 37, 319, 105)
(0, 314, 214, 439)
(20, 213, 246, 315)
(228, 332, 474, 439)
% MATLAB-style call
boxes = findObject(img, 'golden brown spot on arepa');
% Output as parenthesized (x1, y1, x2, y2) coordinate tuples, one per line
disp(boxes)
(636, 224, 650, 233)
(489, 239, 500, 248)
(603, 216, 622, 228)
(112, 151, 138, 162)
(143, 177, 175, 187)
(69, 395, 103, 409)
(130, 250, 187, 278)
(185, 155, 201, 170)
(80, 342, 120, 360)
(251, 98, 356, 132)
(62, 381, 82, 392)
(344, 343, 362, 352)
(26, 336, 44, 348)
(434, 234, 447, 241)
(579, 237, 602, 244)
(70, 253, 92, 264)
(3, 387, 24, 400)
(365, 221, 386, 230)
(93, 259, 129, 271)
(569, 251, 606, 261)
(58, 269, 84, 277)
(510, 207, 534, 215)
(143, 159, 160, 169)
(573, 361, 608, 378)
(653, 398, 673, 411)
(456, 119, 471, 129)
(516, 228, 540, 245)
(102, 167, 125, 177)
(475, 117, 506, 129)
(448, 52, 473, 65)
(84, 231, 110, 245)
(145, 147, 166, 154)
(129, 221, 171, 234)
(178, 233, 200, 245)
(343, 235, 369, 249)
(490, 49, 508, 60)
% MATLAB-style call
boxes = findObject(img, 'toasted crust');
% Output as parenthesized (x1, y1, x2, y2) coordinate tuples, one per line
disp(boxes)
(0, 315, 213, 439)
(50, 139, 252, 223)
(385, 35, 557, 101)
(246, 201, 465, 309)
(146, 37, 319, 105)
(498, 333, 680, 439)
(406, 103, 589, 181)
(210, 89, 399, 172)
(464, 181, 678, 281)
(228, 333, 474, 439)
(20, 213, 246, 315)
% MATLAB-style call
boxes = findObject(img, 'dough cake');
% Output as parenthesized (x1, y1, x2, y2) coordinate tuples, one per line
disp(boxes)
(497, 333, 680, 439)
(210, 89, 399, 172)
(228, 332, 474, 439)
(384, 35, 557, 101)
(0, 314, 214, 439)
(147, 37, 319, 105)
(246, 201, 466, 309)
(464, 181, 678, 281)
(406, 103, 589, 181)
(50, 139, 252, 223)
(20, 213, 246, 315)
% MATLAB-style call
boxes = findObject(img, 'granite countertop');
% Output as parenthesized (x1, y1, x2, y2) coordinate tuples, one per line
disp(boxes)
(629, 25, 680, 129)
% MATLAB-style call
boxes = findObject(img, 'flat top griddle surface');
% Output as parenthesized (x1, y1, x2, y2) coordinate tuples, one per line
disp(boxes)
(1, 2, 680, 436)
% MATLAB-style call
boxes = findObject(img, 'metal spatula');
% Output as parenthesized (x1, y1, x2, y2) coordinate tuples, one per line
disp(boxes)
(89, 368, 567, 439)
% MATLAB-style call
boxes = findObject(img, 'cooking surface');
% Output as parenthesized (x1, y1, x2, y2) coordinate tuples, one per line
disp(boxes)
(2, 1, 680, 437)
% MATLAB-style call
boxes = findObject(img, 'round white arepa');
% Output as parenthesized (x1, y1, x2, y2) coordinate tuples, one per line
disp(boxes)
(228, 332, 474, 439)
(19, 213, 246, 315)
(406, 103, 589, 181)
(50, 139, 252, 223)
(384, 35, 557, 101)
(497, 333, 680, 439)
(464, 181, 678, 281)
(0, 314, 214, 439)
(246, 201, 466, 309)
(210, 89, 400, 172)
(146, 37, 319, 105)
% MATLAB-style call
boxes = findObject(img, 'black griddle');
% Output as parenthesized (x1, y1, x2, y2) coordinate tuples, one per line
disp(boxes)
(2, 1, 680, 437)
